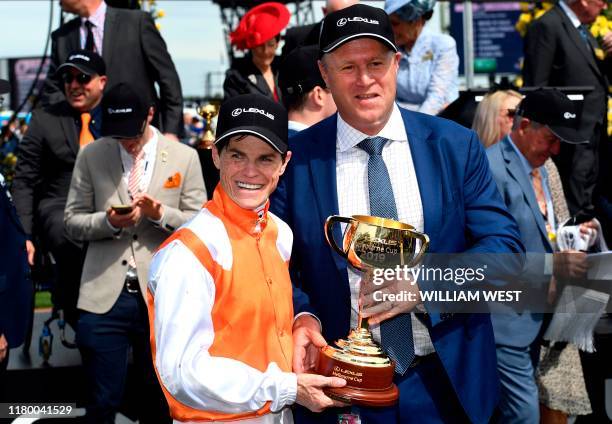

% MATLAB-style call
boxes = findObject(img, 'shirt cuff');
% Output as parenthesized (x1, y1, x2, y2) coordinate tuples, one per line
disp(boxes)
(105, 216, 122, 237)
(148, 208, 165, 226)
(545, 253, 553, 276)
(293, 312, 322, 332)
(271, 372, 298, 412)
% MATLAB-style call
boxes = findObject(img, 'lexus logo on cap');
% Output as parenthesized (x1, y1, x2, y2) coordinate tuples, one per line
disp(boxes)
(231, 107, 275, 120)
(337, 16, 379, 27)
(107, 107, 133, 114)
(563, 112, 576, 119)
(69, 54, 90, 62)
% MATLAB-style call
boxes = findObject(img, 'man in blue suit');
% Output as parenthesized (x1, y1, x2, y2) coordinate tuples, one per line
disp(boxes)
(270, 4, 524, 423)
(0, 79, 32, 375)
(486, 89, 590, 423)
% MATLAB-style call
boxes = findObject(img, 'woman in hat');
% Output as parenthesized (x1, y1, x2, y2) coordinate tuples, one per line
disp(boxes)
(148, 93, 346, 423)
(384, 0, 459, 115)
(223, 2, 290, 103)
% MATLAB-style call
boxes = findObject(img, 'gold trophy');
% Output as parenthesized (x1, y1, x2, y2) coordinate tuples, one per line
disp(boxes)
(318, 215, 429, 406)
(196, 103, 220, 149)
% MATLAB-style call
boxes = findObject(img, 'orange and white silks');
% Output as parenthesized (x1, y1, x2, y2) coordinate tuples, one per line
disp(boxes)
(147, 185, 296, 422)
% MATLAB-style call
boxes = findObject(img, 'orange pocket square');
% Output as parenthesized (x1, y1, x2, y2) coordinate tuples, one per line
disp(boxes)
(163, 172, 181, 189)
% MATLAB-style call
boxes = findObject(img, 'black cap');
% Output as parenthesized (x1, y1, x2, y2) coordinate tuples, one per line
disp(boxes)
(517, 89, 588, 144)
(57, 50, 106, 76)
(319, 4, 397, 55)
(0, 79, 9, 95)
(278, 45, 326, 98)
(101, 83, 149, 138)
(215, 93, 288, 154)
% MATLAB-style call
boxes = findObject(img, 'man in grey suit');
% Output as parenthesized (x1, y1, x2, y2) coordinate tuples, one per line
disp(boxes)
(486, 89, 589, 423)
(64, 83, 206, 423)
(43, 0, 183, 139)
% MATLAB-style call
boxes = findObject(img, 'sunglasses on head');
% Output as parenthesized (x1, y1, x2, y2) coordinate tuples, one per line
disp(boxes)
(62, 72, 92, 85)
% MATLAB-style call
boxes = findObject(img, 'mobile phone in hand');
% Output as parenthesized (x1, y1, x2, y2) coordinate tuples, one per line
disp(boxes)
(111, 204, 133, 215)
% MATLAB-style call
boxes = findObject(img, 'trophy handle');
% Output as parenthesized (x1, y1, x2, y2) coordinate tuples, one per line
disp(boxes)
(407, 230, 430, 266)
(324, 215, 354, 259)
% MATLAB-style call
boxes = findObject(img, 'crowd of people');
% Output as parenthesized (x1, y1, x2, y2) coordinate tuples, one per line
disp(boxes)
(0, 0, 611, 423)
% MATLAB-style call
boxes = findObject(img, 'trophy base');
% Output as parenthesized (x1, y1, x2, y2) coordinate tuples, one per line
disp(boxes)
(317, 343, 399, 407)
(325, 384, 399, 407)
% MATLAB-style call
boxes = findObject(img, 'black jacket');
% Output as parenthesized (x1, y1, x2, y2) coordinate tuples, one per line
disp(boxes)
(12, 102, 79, 242)
(223, 55, 282, 102)
(42, 6, 183, 135)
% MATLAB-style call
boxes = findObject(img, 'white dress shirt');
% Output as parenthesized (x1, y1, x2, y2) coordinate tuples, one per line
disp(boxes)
(335, 104, 434, 355)
(80, 1, 106, 54)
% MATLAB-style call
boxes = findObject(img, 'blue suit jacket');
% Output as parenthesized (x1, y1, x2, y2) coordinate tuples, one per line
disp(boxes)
(486, 136, 552, 347)
(271, 109, 525, 423)
(0, 176, 32, 348)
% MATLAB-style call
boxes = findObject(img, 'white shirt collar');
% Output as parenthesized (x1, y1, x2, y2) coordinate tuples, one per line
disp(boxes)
(559, 1, 581, 28)
(288, 120, 309, 133)
(336, 103, 408, 152)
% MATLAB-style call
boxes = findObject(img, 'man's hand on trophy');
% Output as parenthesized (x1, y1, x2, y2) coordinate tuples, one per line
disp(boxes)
(360, 269, 421, 326)
(296, 373, 348, 412)
(292, 315, 325, 373)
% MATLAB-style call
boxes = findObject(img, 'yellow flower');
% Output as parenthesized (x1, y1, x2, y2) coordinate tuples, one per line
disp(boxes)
(534, 9, 547, 19)
(519, 2, 531, 12)
(155, 22, 161, 31)
(514, 76, 524, 88)
(595, 48, 605, 61)
(516, 13, 532, 37)
(156, 9, 165, 18)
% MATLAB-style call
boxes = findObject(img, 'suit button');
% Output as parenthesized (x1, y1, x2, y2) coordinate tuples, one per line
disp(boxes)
(133, 234, 138, 241)
(122, 260, 128, 266)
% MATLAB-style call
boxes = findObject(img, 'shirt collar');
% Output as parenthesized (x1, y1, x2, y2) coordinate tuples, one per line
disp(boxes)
(559, 1, 581, 28)
(81, 0, 106, 27)
(288, 120, 309, 133)
(337, 103, 408, 152)
(507, 134, 546, 178)
(208, 184, 270, 237)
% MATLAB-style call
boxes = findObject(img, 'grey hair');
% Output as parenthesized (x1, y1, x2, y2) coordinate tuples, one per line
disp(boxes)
(511, 113, 543, 131)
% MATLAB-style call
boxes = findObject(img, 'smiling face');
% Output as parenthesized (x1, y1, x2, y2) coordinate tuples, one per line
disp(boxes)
(212, 135, 291, 210)
(319, 38, 400, 135)
(63, 67, 106, 112)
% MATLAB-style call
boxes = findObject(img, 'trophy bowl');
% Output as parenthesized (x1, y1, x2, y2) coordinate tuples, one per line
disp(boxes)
(317, 215, 429, 406)
(196, 103, 220, 149)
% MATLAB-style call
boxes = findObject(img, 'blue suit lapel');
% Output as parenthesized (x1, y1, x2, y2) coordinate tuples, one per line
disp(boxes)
(401, 110, 441, 248)
(500, 136, 550, 246)
(307, 114, 346, 273)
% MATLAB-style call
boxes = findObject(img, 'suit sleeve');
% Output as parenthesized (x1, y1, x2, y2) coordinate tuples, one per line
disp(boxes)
(149, 241, 297, 414)
(12, 111, 46, 235)
(156, 149, 206, 232)
(522, 19, 556, 87)
(64, 148, 116, 241)
(139, 12, 183, 136)
(418, 37, 459, 115)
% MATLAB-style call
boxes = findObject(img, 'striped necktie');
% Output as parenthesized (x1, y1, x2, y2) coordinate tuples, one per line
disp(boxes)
(357, 136, 415, 375)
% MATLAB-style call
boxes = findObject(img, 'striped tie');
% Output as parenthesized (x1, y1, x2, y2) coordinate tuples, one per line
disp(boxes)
(127, 150, 144, 269)
(531, 168, 551, 234)
(128, 150, 144, 199)
(357, 136, 415, 375)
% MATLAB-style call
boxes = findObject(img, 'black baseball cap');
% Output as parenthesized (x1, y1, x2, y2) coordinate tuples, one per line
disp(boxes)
(278, 45, 326, 98)
(517, 89, 588, 144)
(101, 83, 150, 138)
(215, 93, 288, 154)
(319, 4, 397, 55)
(56, 50, 106, 76)
(0, 79, 9, 95)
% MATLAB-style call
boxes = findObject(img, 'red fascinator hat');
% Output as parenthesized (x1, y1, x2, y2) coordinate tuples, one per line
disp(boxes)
(230, 2, 291, 50)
